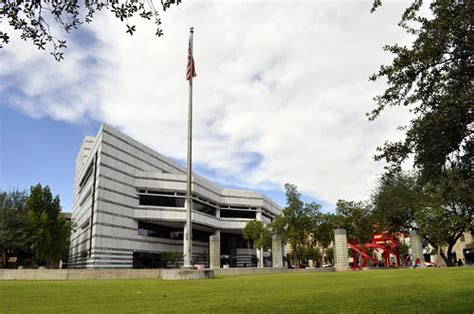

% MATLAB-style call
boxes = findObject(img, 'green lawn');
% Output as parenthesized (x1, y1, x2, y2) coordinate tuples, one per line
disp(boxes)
(1, 268, 473, 313)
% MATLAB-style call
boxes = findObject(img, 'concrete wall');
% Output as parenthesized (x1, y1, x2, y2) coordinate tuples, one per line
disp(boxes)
(214, 267, 335, 276)
(0, 267, 335, 280)
(0, 269, 161, 280)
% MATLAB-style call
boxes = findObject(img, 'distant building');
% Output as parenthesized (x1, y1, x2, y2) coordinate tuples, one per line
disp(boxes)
(445, 231, 473, 265)
(62, 212, 71, 221)
(68, 124, 281, 268)
(411, 231, 473, 266)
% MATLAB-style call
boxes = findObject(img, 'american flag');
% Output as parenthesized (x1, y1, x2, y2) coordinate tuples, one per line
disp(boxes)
(186, 47, 196, 81)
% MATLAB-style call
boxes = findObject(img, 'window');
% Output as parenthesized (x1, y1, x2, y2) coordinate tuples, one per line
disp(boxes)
(220, 209, 256, 219)
(137, 221, 211, 242)
(138, 221, 183, 239)
(138, 194, 185, 207)
(78, 162, 93, 188)
(193, 200, 216, 216)
(262, 211, 274, 220)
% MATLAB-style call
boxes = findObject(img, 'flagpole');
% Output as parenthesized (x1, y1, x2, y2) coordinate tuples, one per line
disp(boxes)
(183, 26, 194, 268)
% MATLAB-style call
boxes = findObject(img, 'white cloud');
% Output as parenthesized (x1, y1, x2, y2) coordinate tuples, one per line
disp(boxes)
(0, 0, 417, 205)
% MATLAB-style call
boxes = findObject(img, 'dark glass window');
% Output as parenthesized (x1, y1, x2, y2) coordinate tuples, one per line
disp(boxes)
(78, 162, 93, 188)
(220, 209, 256, 219)
(137, 221, 212, 242)
(138, 195, 185, 207)
(138, 221, 183, 239)
(133, 252, 163, 268)
(193, 200, 216, 216)
(262, 211, 273, 220)
(220, 233, 252, 255)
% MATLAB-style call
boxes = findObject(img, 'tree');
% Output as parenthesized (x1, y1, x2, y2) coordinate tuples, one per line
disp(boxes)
(334, 200, 374, 245)
(369, 1, 473, 184)
(372, 170, 473, 266)
(0, 0, 181, 61)
(309, 212, 336, 266)
(324, 247, 334, 265)
(0, 190, 30, 268)
(161, 251, 183, 268)
(27, 184, 72, 267)
(242, 219, 271, 268)
(272, 183, 322, 268)
(370, 172, 422, 234)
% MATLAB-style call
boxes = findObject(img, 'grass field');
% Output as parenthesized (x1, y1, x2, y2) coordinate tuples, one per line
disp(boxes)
(1, 268, 473, 313)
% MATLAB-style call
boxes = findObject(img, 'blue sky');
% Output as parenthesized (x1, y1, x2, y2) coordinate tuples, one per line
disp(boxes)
(0, 1, 413, 212)
(0, 106, 99, 210)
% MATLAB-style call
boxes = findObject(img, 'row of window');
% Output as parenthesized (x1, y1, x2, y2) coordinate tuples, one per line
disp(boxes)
(138, 194, 262, 219)
(137, 221, 212, 242)
(138, 189, 267, 212)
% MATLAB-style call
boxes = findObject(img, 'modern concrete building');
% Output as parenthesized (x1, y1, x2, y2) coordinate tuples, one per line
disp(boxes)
(68, 124, 282, 268)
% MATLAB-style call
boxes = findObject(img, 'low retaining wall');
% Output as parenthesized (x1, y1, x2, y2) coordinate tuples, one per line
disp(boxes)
(161, 269, 214, 280)
(0, 269, 161, 280)
(0, 267, 334, 280)
(214, 267, 335, 276)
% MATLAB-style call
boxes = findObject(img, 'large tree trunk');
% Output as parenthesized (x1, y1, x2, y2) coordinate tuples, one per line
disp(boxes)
(293, 250, 299, 268)
(444, 242, 457, 267)
(1, 251, 8, 268)
(423, 236, 457, 267)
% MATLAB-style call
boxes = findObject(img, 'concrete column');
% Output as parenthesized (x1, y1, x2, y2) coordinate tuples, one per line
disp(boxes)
(272, 235, 284, 268)
(334, 229, 349, 271)
(409, 230, 424, 266)
(209, 235, 221, 269)
(256, 209, 263, 267)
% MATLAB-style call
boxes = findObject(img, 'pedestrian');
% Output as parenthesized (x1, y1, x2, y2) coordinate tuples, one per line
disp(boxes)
(415, 258, 421, 268)
(457, 258, 463, 267)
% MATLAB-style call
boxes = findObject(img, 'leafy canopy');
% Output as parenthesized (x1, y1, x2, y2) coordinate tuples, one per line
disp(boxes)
(334, 199, 373, 244)
(27, 184, 72, 266)
(371, 170, 472, 266)
(242, 219, 271, 251)
(272, 183, 322, 264)
(369, 0, 473, 183)
(0, 0, 181, 61)
(0, 190, 30, 268)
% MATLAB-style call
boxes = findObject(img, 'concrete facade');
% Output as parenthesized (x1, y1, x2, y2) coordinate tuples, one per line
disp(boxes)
(69, 124, 282, 268)
(334, 229, 349, 270)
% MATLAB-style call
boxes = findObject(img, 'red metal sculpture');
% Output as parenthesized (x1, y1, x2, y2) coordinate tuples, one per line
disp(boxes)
(348, 233, 401, 269)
